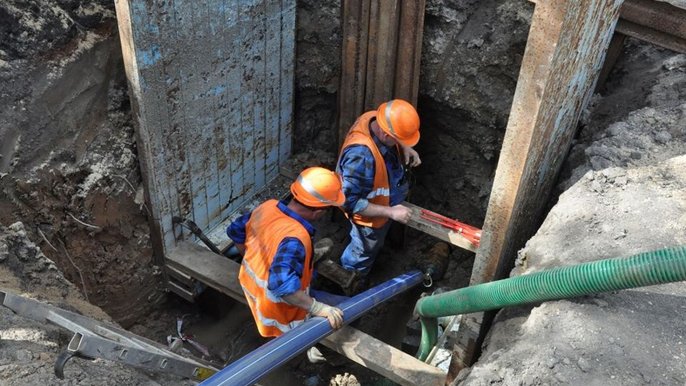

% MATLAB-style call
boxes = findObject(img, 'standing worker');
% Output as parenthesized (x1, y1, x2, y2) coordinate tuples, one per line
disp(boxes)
(228, 167, 347, 340)
(337, 99, 421, 286)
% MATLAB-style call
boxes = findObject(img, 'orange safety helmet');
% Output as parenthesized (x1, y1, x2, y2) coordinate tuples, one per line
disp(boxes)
(376, 99, 420, 147)
(290, 167, 345, 208)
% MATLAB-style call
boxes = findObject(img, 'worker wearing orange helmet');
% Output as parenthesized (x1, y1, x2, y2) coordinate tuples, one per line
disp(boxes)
(337, 99, 421, 280)
(228, 167, 348, 338)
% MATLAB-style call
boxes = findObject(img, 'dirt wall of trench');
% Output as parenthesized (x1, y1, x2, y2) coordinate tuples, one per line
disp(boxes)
(0, 1, 162, 327)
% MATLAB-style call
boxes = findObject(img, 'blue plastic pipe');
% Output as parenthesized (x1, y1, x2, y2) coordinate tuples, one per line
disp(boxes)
(201, 270, 424, 386)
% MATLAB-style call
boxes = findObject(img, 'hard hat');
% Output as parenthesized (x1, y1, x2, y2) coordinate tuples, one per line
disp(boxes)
(290, 167, 345, 208)
(376, 99, 420, 147)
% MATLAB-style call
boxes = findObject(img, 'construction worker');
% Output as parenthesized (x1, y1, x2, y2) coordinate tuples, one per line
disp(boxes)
(337, 99, 421, 283)
(228, 167, 347, 339)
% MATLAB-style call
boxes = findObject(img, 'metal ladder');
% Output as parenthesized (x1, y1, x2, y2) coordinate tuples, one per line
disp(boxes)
(0, 290, 218, 381)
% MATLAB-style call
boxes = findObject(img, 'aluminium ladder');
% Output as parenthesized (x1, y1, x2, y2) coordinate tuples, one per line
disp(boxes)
(0, 290, 218, 381)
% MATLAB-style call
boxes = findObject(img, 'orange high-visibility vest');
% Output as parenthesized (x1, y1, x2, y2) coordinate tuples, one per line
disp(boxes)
(338, 111, 392, 228)
(238, 199, 314, 337)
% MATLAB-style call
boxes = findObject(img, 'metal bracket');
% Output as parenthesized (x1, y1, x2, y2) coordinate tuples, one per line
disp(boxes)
(54, 349, 79, 379)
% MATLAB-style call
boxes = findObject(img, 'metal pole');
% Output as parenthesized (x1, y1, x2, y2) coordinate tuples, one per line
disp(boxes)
(201, 270, 424, 386)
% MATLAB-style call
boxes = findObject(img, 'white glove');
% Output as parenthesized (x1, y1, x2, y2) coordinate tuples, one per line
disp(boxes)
(309, 299, 344, 329)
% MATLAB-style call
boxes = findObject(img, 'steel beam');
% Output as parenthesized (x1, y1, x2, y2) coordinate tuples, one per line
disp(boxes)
(451, 0, 623, 380)
(529, 0, 686, 53)
(616, 19, 686, 53)
(620, 0, 686, 41)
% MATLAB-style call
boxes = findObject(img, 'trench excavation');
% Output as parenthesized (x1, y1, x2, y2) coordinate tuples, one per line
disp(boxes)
(1, 1, 685, 385)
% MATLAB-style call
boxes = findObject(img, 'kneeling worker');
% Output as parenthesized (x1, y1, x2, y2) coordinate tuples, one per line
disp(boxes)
(227, 167, 346, 338)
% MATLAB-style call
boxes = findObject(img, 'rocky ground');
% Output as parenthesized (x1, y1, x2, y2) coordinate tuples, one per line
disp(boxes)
(457, 41, 686, 386)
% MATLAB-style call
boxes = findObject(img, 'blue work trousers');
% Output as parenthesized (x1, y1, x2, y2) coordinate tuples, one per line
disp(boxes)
(340, 221, 392, 275)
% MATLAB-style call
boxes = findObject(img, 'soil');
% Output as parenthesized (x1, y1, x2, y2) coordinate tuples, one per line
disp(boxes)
(456, 40, 686, 385)
(0, 0, 164, 328)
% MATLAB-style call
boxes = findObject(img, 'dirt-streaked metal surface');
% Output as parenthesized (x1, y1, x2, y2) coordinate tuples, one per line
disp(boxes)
(115, 0, 295, 259)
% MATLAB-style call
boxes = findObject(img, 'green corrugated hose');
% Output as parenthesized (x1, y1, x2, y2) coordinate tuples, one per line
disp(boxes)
(415, 245, 686, 361)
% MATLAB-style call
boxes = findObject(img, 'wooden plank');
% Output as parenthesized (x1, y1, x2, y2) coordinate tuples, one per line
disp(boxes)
(264, 0, 281, 182)
(616, 19, 686, 53)
(278, 0, 296, 165)
(338, 0, 371, 144)
(394, 0, 426, 106)
(529, 0, 686, 53)
(145, 1, 179, 251)
(227, 1, 244, 218)
(204, 3, 225, 226)
(184, 1, 211, 234)
(620, 0, 686, 41)
(204, 2, 223, 231)
(253, 0, 267, 193)
(365, 0, 401, 110)
(216, 0, 234, 223)
(160, 0, 191, 245)
(114, 0, 165, 262)
(595, 32, 626, 93)
(166, 241, 245, 303)
(403, 202, 477, 253)
(321, 327, 446, 386)
(240, 1, 257, 207)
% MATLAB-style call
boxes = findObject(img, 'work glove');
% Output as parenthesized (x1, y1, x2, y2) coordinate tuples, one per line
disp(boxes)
(309, 299, 344, 329)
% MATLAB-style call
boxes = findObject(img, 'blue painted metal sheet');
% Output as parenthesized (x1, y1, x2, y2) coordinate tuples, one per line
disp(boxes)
(114, 0, 296, 257)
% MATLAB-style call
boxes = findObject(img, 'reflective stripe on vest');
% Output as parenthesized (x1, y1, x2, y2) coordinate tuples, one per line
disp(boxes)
(238, 200, 314, 337)
(241, 258, 285, 304)
(241, 286, 306, 334)
(366, 187, 390, 200)
(338, 111, 391, 228)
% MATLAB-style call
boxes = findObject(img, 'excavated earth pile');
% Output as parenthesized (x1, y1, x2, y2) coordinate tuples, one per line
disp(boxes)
(457, 42, 686, 386)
